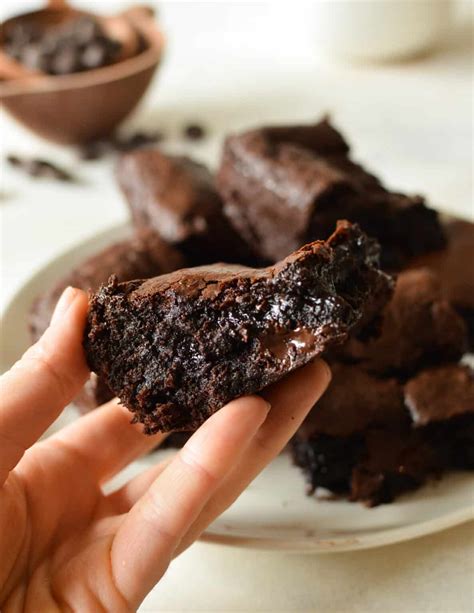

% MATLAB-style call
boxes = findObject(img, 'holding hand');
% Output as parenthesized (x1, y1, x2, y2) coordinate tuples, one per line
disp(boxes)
(0, 287, 330, 611)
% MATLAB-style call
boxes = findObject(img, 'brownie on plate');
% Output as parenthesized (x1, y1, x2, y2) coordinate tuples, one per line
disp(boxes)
(405, 363, 474, 469)
(84, 221, 393, 433)
(291, 363, 474, 506)
(116, 149, 257, 266)
(334, 268, 467, 377)
(217, 118, 445, 268)
(408, 219, 474, 348)
(29, 230, 185, 411)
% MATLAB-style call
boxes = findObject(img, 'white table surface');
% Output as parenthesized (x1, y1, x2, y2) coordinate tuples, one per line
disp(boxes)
(1, 2, 473, 611)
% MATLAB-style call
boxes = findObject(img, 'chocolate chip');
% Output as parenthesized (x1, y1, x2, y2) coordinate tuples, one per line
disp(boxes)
(77, 130, 164, 162)
(6, 155, 22, 167)
(81, 42, 107, 70)
(20, 43, 46, 71)
(50, 45, 79, 75)
(183, 123, 206, 141)
(117, 131, 165, 151)
(73, 16, 102, 46)
(78, 139, 113, 161)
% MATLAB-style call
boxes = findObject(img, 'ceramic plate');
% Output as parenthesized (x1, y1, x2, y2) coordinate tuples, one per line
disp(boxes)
(1, 224, 473, 553)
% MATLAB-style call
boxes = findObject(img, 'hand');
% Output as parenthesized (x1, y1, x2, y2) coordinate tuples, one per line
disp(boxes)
(0, 287, 331, 612)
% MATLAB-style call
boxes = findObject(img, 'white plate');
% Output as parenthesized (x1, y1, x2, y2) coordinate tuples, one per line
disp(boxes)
(1, 224, 473, 553)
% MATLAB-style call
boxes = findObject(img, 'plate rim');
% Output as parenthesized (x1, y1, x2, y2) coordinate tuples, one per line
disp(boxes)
(200, 505, 474, 553)
(1, 222, 473, 554)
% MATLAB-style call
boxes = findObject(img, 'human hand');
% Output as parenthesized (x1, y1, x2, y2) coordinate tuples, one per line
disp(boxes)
(0, 287, 331, 612)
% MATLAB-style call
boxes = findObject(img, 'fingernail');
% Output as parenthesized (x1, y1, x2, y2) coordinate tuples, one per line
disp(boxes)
(262, 399, 272, 413)
(256, 396, 272, 415)
(51, 287, 78, 325)
(319, 359, 332, 385)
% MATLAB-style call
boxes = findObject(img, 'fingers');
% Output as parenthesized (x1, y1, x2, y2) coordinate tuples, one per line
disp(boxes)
(175, 359, 331, 554)
(107, 460, 171, 514)
(110, 395, 271, 608)
(0, 287, 89, 485)
(48, 398, 167, 483)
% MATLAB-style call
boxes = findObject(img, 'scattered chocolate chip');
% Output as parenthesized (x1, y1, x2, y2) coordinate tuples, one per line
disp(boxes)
(117, 130, 164, 151)
(183, 123, 206, 141)
(77, 139, 113, 161)
(6, 155, 75, 182)
(78, 130, 164, 160)
(6, 155, 22, 167)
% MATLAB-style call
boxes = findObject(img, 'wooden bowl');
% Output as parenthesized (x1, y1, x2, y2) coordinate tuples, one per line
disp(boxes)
(0, 4, 164, 144)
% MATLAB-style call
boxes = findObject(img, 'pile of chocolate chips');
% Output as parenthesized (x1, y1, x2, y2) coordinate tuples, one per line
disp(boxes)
(3, 16, 125, 75)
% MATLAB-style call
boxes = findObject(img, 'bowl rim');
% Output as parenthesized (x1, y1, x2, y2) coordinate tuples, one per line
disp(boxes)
(0, 8, 164, 98)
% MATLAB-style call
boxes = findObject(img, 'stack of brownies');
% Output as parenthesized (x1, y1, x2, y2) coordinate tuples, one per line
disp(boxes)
(29, 118, 474, 505)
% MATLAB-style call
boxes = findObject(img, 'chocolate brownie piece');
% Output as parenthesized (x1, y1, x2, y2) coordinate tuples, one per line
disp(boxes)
(350, 429, 439, 506)
(405, 364, 474, 469)
(84, 221, 393, 433)
(408, 219, 474, 347)
(217, 118, 445, 268)
(291, 364, 410, 499)
(291, 363, 462, 506)
(116, 150, 257, 266)
(30, 230, 184, 341)
(296, 364, 407, 439)
(336, 268, 467, 377)
(29, 230, 185, 411)
(405, 363, 474, 426)
(292, 361, 474, 506)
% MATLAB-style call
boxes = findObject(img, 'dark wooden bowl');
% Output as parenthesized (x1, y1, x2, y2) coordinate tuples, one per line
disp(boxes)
(0, 5, 164, 144)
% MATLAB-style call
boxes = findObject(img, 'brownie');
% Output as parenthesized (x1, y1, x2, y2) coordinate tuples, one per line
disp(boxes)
(296, 364, 407, 440)
(292, 362, 473, 506)
(335, 268, 468, 377)
(405, 363, 474, 426)
(217, 118, 445, 269)
(408, 219, 474, 347)
(116, 150, 257, 266)
(405, 364, 474, 469)
(291, 364, 415, 502)
(349, 429, 438, 506)
(84, 221, 393, 433)
(30, 230, 185, 411)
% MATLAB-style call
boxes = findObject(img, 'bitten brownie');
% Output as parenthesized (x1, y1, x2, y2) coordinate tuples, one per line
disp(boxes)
(335, 268, 467, 377)
(291, 362, 474, 506)
(217, 118, 445, 268)
(29, 230, 185, 411)
(84, 221, 393, 433)
(116, 149, 257, 266)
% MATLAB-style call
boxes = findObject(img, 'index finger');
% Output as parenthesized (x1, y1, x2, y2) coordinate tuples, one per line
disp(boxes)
(0, 287, 89, 484)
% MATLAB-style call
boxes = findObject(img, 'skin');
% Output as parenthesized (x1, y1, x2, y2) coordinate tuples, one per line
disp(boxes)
(0, 287, 331, 612)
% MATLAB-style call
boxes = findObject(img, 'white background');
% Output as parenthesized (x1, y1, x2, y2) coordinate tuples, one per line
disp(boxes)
(1, 2, 473, 611)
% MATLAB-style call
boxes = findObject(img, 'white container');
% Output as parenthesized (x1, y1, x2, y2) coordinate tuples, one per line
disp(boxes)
(311, 0, 453, 62)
